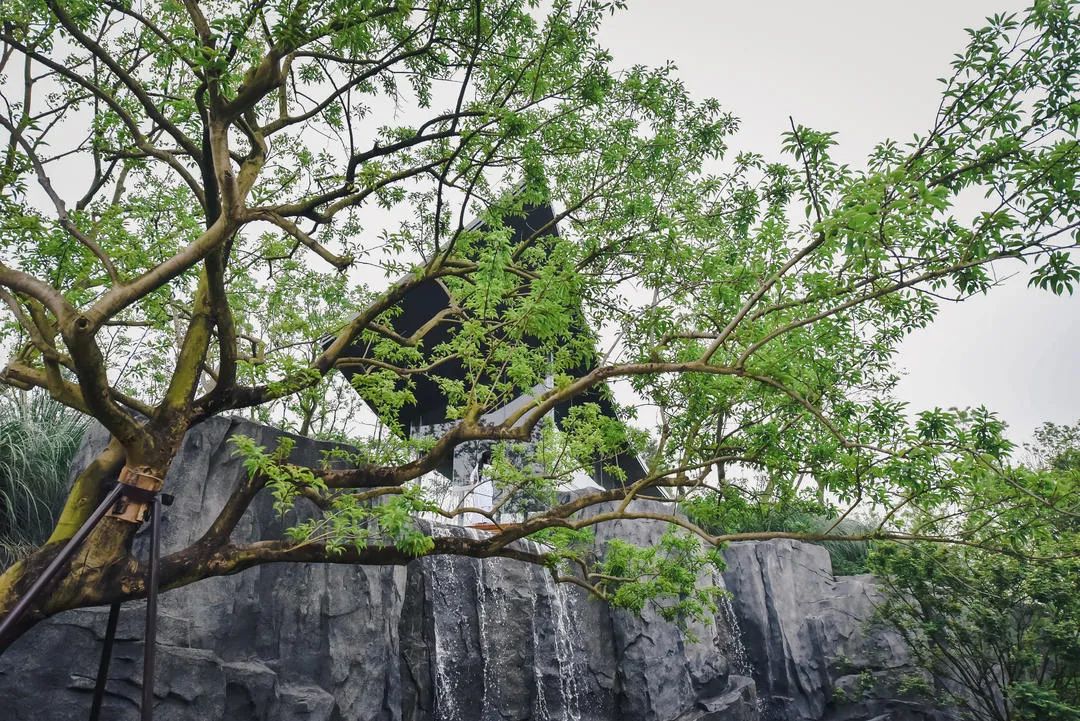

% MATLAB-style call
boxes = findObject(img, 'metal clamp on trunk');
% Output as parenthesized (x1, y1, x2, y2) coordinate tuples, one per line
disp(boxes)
(108, 468, 165, 524)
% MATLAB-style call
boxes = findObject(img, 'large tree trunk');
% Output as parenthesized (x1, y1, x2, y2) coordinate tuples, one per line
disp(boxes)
(0, 519, 144, 649)
(0, 435, 173, 650)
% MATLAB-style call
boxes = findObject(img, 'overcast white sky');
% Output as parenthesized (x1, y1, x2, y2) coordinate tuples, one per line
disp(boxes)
(598, 0, 1079, 444)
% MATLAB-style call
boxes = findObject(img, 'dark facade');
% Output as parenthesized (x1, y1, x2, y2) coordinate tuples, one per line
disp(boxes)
(329, 201, 647, 492)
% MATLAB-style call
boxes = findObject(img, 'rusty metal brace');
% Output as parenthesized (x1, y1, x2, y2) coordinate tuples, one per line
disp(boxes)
(0, 466, 172, 721)
(0, 483, 126, 646)
(107, 468, 166, 525)
(90, 485, 173, 721)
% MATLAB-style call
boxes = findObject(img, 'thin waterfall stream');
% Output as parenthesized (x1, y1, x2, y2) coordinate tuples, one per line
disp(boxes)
(718, 592, 752, 676)
(429, 552, 464, 721)
(427, 531, 590, 721)
(550, 578, 585, 721)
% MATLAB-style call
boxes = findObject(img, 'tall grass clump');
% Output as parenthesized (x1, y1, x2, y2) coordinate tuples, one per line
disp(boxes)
(0, 391, 89, 568)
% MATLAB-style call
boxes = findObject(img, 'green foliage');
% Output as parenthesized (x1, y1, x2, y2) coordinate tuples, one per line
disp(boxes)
(855, 669, 877, 697)
(870, 421, 1080, 719)
(1027, 419, 1080, 472)
(231, 435, 436, 557)
(896, 672, 934, 699)
(873, 538, 1080, 721)
(684, 488, 876, 575)
(0, 391, 88, 568)
(368, 488, 437, 557)
(531, 526, 596, 570)
(597, 530, 726, 632)
(231, 434, 325, 516)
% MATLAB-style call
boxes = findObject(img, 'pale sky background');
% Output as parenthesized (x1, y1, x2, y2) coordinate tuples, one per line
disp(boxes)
(598, 0, 1079, 445)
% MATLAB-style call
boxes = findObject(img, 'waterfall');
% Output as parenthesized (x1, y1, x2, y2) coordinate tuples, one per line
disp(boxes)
(530, 582, 552, 721)
(522, 539, 586, 721)
(718, 592, 752, 676)
(551, 580, 585, 721)
(429, 553, 464, 721)
(476, 551, 506, 720)
(717, 590, 771, 716)
(429, 532, 590, 721)
(476, 554, 491, 717)
(519, 538, 589, 721)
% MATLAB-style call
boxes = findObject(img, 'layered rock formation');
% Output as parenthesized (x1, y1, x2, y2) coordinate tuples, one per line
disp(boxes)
(721, 540, 952, 721)
(0, 418, 944, 721)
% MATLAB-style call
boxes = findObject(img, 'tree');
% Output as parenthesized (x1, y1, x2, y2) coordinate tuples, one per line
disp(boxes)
(0, 0, 1078, 649)
(872, 421, 1080, 721)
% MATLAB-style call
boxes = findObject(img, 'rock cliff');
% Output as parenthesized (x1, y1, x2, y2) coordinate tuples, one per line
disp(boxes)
(721, 540, 952, 721)
(0, 418, 945, 721)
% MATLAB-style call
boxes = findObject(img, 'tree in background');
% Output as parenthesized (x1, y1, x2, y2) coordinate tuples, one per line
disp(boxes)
(0, 0, 1078, 648)
(873, 421, 1080, 721)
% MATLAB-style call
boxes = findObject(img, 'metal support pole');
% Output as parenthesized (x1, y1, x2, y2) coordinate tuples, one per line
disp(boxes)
(88, 601, 122, 721)
(0, 483, 126, 648)
(140, 493, 162, 721)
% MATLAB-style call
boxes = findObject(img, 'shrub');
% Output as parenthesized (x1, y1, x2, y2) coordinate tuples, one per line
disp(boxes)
(872, 540, 1080, 721)
(683, 487, 875, 575)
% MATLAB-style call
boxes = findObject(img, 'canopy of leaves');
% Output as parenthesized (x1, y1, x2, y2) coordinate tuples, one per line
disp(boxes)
(0, 0, 1077, 628)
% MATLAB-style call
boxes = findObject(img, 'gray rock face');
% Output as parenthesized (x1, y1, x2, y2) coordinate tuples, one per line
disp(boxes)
(0, 418, 944, 721)
(720, 540, 953, 721)
(1, 417, 411, 721)
(673, 674, 759, 721)
(0, 418, 738, 721)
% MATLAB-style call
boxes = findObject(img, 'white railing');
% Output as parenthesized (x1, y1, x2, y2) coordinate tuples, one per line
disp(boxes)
(416, 467, 499, 527)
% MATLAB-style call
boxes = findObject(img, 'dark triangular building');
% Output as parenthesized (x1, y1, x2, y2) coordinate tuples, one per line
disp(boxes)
(328, 201, 647, 503)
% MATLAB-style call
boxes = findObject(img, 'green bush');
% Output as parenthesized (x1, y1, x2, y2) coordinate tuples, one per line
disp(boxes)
(0, 391, 89, 568)
(872, 540, 1080, 721)
(684, 487, 875, 575)
(869, 423, 1080, 721)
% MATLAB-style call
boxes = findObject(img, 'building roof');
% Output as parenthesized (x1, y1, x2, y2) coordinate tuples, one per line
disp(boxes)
(328, 201, 647, 490)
